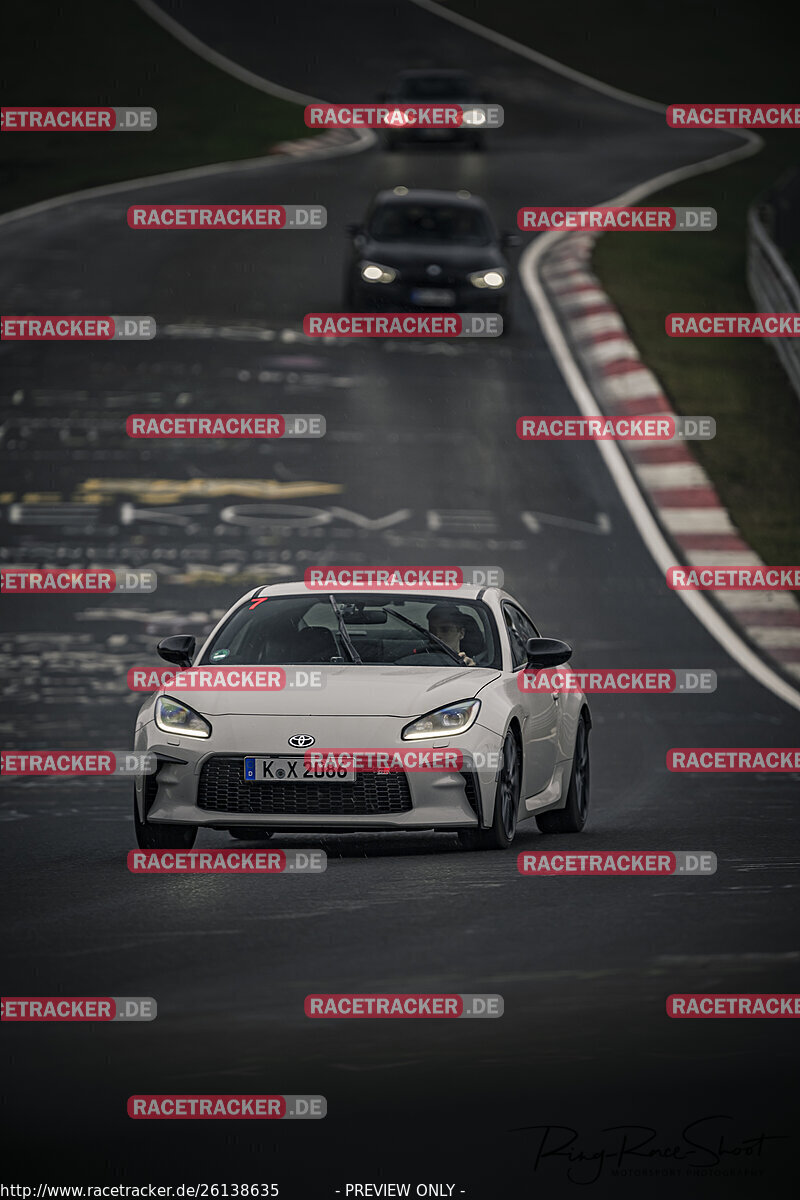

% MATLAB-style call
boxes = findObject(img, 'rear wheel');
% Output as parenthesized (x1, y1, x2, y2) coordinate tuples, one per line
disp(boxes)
(459, 730, 521, 850)
(133, 790, 197, 850)
(229, 828, 273, 841)
(536, 713, 590, 833)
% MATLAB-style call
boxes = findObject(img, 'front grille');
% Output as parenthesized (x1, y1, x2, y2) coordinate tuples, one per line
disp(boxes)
(404, 268, 463, 288)
(198, 756, 413, 816)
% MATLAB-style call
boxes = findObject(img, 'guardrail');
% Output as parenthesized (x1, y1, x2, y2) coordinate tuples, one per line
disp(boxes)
(746, 201, 800, 400)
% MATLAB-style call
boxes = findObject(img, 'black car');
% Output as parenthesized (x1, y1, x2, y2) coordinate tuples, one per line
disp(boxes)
(380, 69, 487, 151)
(344, 188, 516, 320)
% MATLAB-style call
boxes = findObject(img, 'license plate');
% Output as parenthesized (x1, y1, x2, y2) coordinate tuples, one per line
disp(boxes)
(411, 288, 455, 306)
(243, 756, 355, 783)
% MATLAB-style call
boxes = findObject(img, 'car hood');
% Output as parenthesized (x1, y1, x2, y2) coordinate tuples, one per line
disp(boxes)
(361, 240, 506, 272)
(161, 665, 500, 717)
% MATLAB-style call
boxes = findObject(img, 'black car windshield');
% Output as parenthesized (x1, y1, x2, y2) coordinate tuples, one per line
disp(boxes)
(368, 203, 492, 245)
(393, 75, 477, 100)
(198, 594, 501, 668)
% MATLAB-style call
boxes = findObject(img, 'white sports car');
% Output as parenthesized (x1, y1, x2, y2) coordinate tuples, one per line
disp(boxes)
(133, 583, 591, 850)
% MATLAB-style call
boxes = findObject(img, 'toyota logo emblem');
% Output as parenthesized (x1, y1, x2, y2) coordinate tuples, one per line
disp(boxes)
(288, 734, 315, 748)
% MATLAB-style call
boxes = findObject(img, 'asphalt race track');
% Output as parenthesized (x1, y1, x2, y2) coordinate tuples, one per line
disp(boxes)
(1, 2, 799, 1195)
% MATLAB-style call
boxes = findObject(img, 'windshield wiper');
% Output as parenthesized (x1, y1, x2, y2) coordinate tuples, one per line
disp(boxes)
(384, 607, 465, 666)
(328, 595, 362, 664)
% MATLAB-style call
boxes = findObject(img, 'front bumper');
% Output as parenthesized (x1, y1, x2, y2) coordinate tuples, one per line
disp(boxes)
(350, 281, 507, 314)
(383, 128, 480, 143)
(134, 716, 503, 832)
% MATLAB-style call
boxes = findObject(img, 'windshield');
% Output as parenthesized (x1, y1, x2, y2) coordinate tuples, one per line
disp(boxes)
(368, 203, 492, 245)
(199, 594, 502, 668)
(393, 75, 478, 100)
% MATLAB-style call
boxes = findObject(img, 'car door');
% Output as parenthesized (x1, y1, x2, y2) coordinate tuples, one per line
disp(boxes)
(502, 602, 560, 799)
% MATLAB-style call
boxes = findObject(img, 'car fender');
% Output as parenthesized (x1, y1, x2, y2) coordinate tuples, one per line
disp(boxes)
(555, 690, 590, 762)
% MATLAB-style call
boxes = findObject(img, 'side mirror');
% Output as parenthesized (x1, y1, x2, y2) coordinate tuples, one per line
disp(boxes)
(524, 637, 572, 670)
(157, 635, 196, 669)
(501, 232, 521, 248)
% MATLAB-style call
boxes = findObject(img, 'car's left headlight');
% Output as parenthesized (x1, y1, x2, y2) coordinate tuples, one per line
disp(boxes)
(360, 261, 398, 284)
(401, 699, 481, 740)
(468, 268, 506, 289)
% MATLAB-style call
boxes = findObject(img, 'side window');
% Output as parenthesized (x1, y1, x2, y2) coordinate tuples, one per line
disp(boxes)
(503, 604, 540, 668)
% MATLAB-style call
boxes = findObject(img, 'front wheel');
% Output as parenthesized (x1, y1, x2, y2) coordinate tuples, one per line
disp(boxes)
(133, 791, 197, 849)
(536, 714, 590, 834)
(459, 730, 521, 850)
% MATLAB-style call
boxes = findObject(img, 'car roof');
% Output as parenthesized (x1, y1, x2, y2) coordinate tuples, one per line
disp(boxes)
(243, 581, 503, 603)
(371, 188, 487, 210)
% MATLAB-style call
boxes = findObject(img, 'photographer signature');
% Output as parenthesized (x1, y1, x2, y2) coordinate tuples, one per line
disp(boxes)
(511, 1115, 786, 1185)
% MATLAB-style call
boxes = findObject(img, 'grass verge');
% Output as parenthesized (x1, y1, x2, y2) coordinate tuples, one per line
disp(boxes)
(0, 0, 311, 216)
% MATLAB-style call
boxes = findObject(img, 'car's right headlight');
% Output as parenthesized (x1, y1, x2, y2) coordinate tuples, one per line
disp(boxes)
(155, 695, 212, 739)
(360, 261, 398, 284)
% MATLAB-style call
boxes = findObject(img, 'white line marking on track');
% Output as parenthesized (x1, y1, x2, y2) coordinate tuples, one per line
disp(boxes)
(410, 0, 666, 112)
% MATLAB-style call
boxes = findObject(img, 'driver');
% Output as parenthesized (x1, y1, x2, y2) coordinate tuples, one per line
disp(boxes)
(426, 603, 476, 666)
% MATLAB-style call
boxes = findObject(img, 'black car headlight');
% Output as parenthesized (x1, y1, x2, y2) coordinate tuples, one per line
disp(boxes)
(155, 695, 212, 739)
(401, 699, 481, 740)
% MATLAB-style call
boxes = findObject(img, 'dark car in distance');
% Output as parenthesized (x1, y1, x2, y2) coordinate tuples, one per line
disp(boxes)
(380, 69, 488, 151)
(344, 188, 517, 320)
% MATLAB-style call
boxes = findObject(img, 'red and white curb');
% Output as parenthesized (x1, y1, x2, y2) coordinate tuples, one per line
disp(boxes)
(540, 232, 800, 684)
(270, 129, 365, 157)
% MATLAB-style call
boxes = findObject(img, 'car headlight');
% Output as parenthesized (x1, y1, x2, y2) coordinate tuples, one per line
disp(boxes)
(401, 699, 481, 740)
(155, 695, 212, 739)
(360, 261, 398, 284)
(468, 268, 506, 289)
